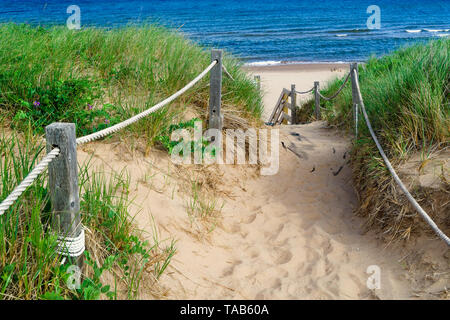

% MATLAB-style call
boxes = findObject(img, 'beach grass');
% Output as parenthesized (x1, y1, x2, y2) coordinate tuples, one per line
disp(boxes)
(0, 128, 176, 299)
(0, 23, 262, 143)
(0, 23, 261, 299)
(309, 39, 449, 241)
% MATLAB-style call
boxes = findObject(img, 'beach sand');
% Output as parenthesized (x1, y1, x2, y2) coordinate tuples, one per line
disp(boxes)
(77, 64, 448, 300)
(243, 63, 349, 121)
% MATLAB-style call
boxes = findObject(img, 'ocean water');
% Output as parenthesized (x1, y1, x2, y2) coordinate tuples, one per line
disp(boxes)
(0, 0, 449, 64)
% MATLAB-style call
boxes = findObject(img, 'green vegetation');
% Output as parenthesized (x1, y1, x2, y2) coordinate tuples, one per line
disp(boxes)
(308, 39, 449, 240)
(156, 118, 214, 157)
(0, 23, 260, 299)
(0, 23, 262, 142)
(0, 129, 175, 299)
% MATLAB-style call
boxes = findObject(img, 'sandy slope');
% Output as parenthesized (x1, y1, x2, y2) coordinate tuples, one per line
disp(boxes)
(154, 123, 414, 299)
(77, 64, 448, 299)
(78, 122, 415, 299)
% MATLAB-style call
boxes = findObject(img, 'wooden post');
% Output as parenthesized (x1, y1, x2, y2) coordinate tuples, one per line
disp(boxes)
(209, 49, 223, 131)
(254, 75, 261, 91)
(350, 63, 359, 134)
(46, 123, 83, 270)
(314, 81, 320, 120)
(290, 84, 297, 125)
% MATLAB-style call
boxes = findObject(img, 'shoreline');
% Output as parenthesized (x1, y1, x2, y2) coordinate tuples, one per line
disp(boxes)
(243, 62, 351, 73)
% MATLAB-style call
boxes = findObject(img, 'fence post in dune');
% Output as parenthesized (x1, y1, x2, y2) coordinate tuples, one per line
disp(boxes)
(46, 123, 84, 271)
(350, 63, 359, 134)
(254, 75, 261, 91)
(209, 49, 223, 132)
(314, 81, 320, 120)
(290, 84, 297, 124)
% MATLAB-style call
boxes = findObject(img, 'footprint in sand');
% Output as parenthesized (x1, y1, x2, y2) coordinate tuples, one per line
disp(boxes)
(222, 266, 234, 277)
(242, 213, 257, 224)
(273, 248, 293, 265)
(222, 222, 241, 234)
(221, 259, 242, 277)
(248, 248, 260, 259)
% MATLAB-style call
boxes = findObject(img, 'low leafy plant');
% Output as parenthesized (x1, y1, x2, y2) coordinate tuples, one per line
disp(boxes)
(0, 23, 263, 142)
(156, 118, 215, 157)
(77, 252, 117, 300)
(5, 77, 124, 137)
(8, 78, 102, 133)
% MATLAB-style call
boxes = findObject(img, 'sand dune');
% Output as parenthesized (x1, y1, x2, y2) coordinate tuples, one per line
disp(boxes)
(77, 64, 448, 299)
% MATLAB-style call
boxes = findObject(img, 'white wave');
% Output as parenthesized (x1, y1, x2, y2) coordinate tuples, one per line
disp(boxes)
(424, 29, 443, 32)
(245, 61, 282, 67)
(244, 60, 350, 67)
(406, 29, 422, 33)
(437, 33, 450, 37)
(336, 34, 348, 37)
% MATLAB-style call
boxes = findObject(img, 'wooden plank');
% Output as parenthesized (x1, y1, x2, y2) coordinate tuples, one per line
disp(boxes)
(273, 91, 289, 124)
(46, 122, 83, 269)
(209, 49, 223, 131)
(281, 112, 291, 124)
(290, 84, 297, 124)
(282, 95, 289, 124)
(268, 89, 290, 123)
(314, 81, 320, 119)
(350, 63, 359, 134)
(254, 75, 261, 91)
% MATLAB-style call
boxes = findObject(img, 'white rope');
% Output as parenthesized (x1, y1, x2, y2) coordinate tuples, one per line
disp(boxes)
(318, 70, 351, 101)
(57, 228, 85, 258)
(76, 60, 218, 145)
(0, 61, 217, 217)
(353, 69, 450, 246)
(0, 147, 60, 216)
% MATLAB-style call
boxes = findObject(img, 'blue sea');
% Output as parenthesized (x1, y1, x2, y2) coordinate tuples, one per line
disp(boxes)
(0, 0, 449, 64)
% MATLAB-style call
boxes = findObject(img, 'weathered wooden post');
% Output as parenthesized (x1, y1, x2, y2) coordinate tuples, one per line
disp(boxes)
(290, 84, 297, 125)
(254, 75, 261, 91)
(314, 81, 320, 119)
(46, 123, 83, 270)
(350, 63, 359, 135)
(209, 49, 223, 131)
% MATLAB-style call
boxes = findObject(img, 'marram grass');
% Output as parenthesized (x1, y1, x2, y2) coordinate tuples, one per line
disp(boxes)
(0, 23, 262, 299)
(308, 39, 449, 241)
(0, 23, 262, 141)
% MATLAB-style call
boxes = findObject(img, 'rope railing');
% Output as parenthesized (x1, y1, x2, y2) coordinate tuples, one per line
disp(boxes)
(0, 59, 218, 218)
(317, 70, 351, 101)
(295, 87, 314, 95)
(267, 63, 449, 246)
(352, 69, 450, 246)
(76, 60, 217, 145)
(268, 69, 352, 124)
(0, 147, 60, 216)
(2, 53, 448, 271)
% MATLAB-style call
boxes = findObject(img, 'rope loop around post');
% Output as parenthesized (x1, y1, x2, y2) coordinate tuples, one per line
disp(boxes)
(56, 228, 86, 258)
(317, 70, 351, 101)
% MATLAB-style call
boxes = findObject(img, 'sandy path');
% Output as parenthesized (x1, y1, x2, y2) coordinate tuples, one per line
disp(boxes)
(150, 122, 413, 299)
(77, 64, 422, 299)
